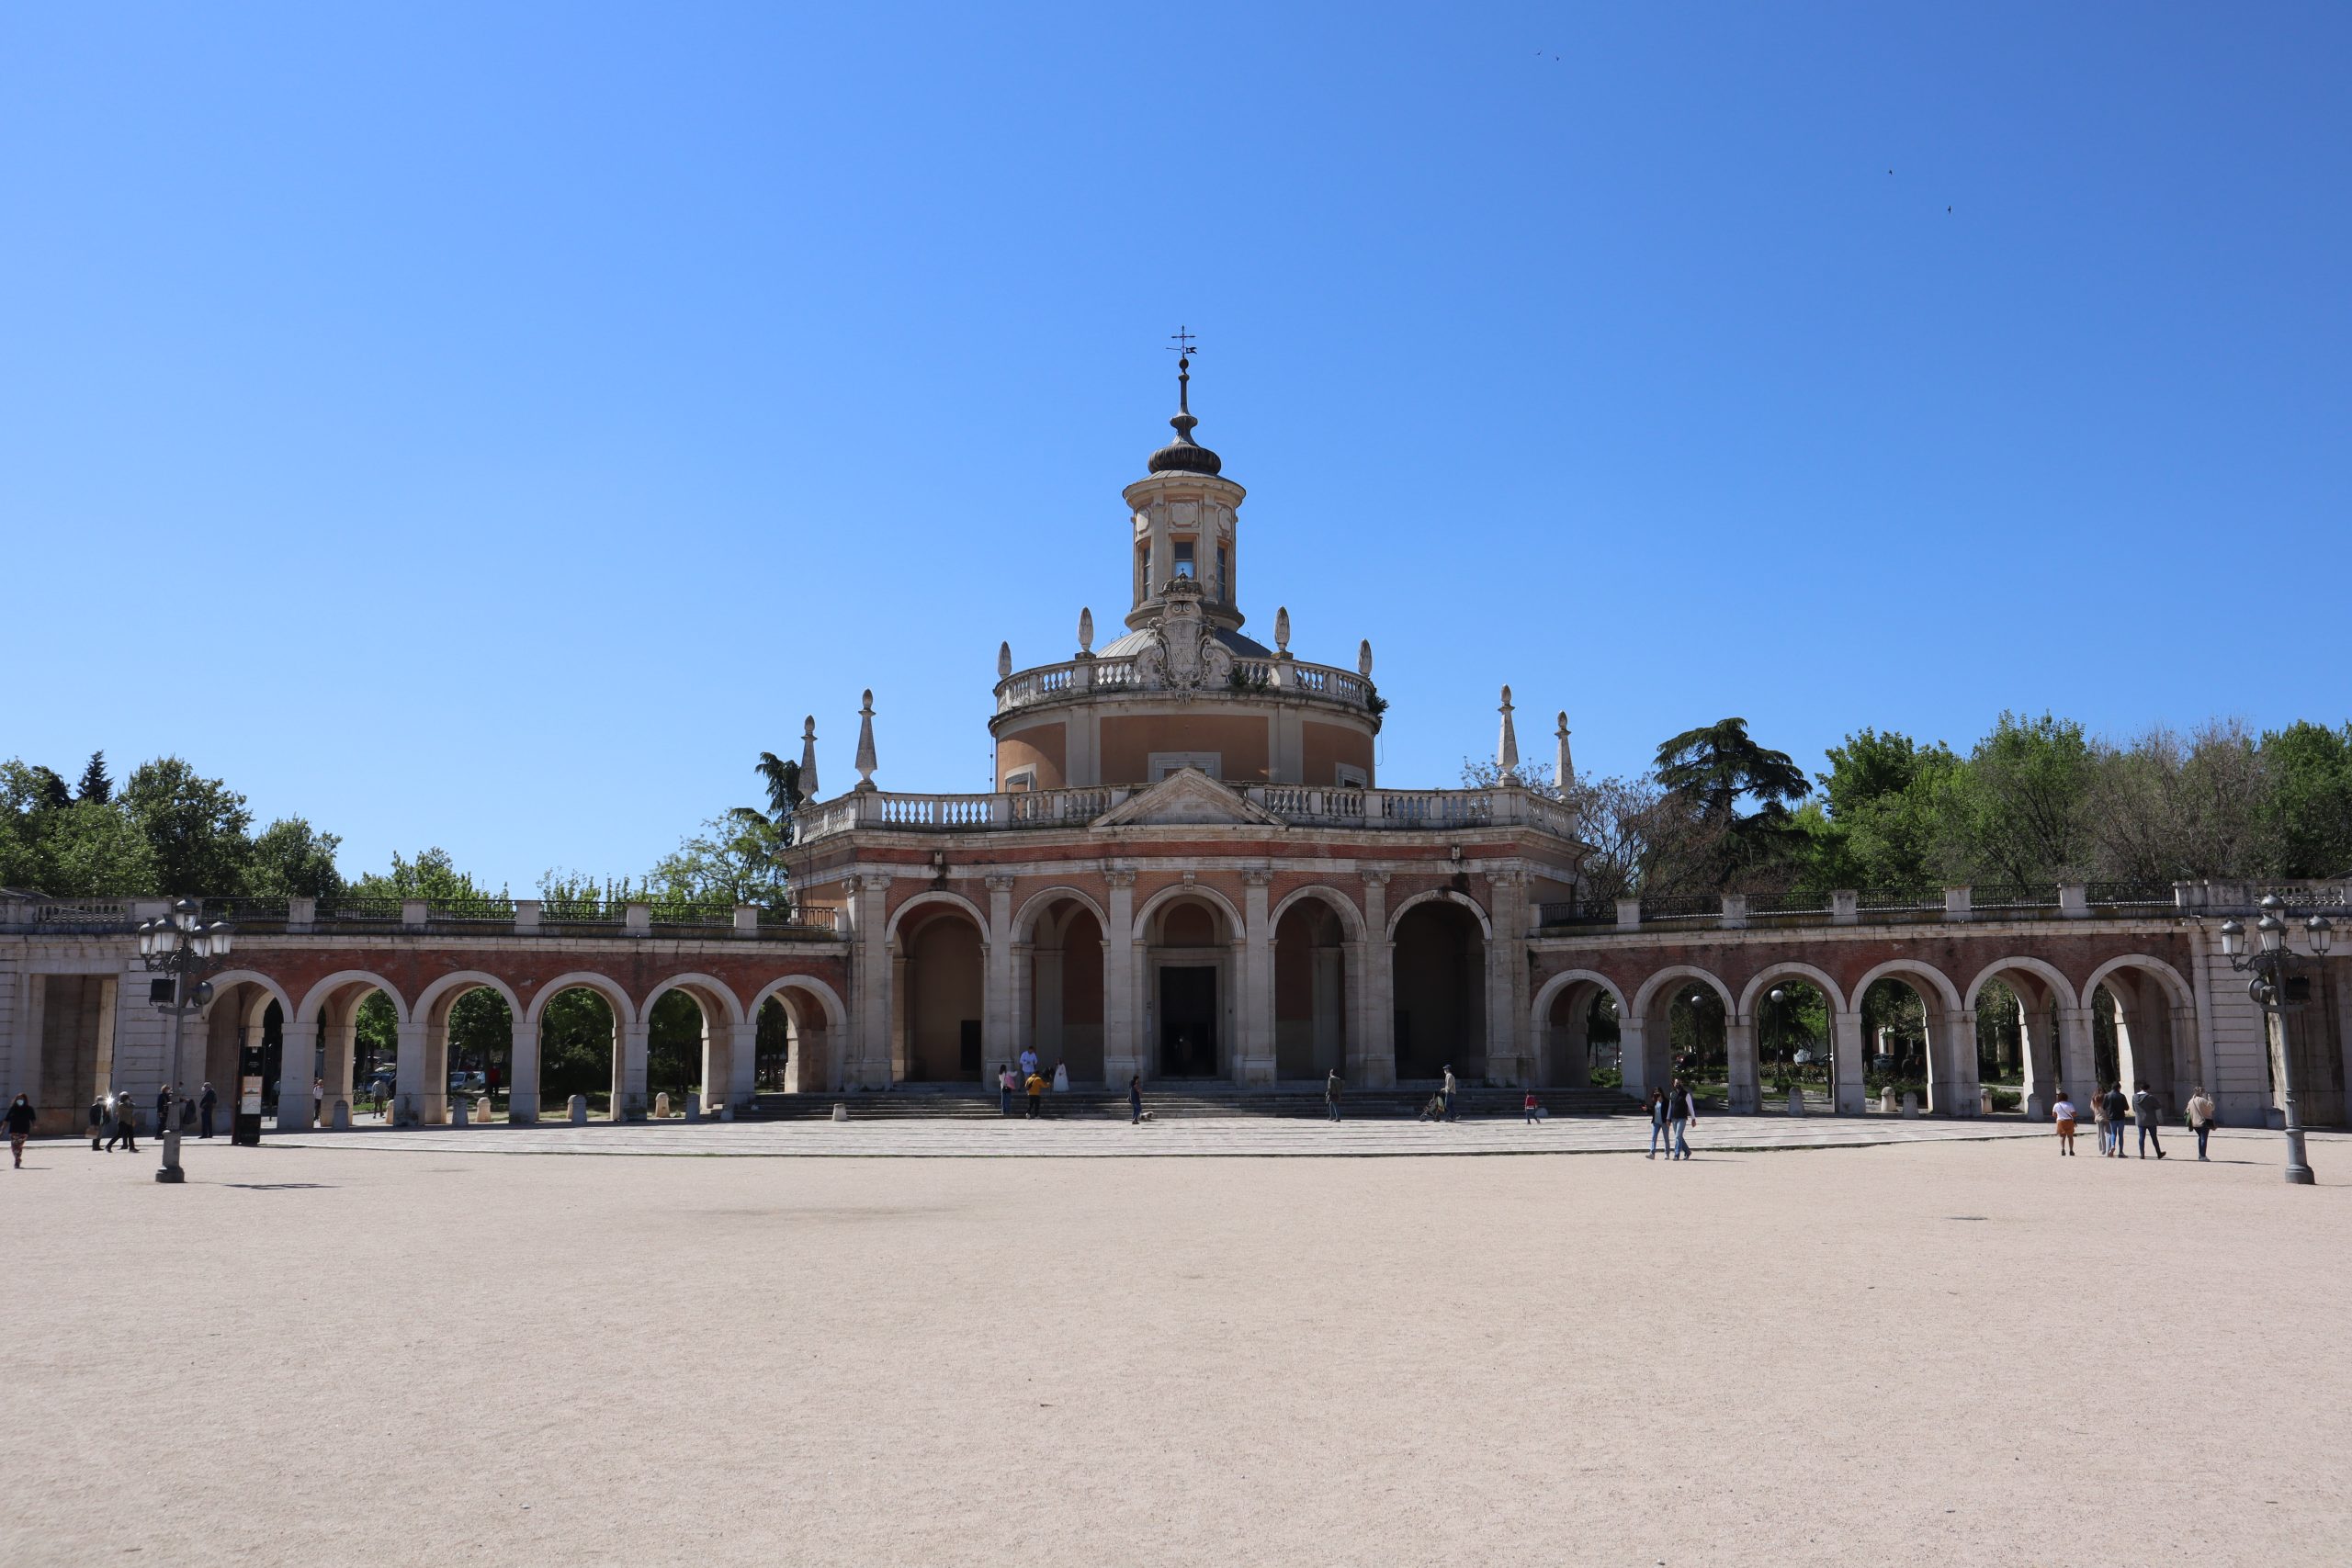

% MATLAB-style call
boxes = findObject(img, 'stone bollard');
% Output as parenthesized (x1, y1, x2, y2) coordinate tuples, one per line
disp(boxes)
(2025, 1093, 2047, 1122)
(476, 1097, 492, 1123)
(831, 1103, 849, 1122)
(331, 1100, 351, 1131)
(1879, 1089, 1900, 1114)
(654, 1091, 672, 1120)
(451, 1098, 469, 1127)
(684, 1092, 701, 1123)
(1901, 1091, 1920, 1118)
(1786, 1087, 1804, 1117)
(1980, 1087, 1996, 1116)
(568, 1094, 588, 1125)
(718, 1101, 735, 1122)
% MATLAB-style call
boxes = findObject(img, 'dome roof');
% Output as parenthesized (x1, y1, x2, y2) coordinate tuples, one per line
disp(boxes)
(1100, 625, 1271, 659)
(1148, 411, 1223, 476)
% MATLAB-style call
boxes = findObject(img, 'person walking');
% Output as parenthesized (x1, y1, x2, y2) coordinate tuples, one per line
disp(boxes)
(1523, 1089, 1541, 1125)
(2132, 1083, 2167, 1159)
(2102, 1084, 2130, 1157)
(2052, 1089, 2079, 1156)
(155, 1085, 174, 1144)
(1128, 1074, 1143, 1125)
(997, 1064, 1015, 1118)
(88, 1095, 107, 1152)
(1442, 1065, 1458, 1122)
(1325, 1069, 1344, 1123)
(105, 1094, 137, 1153)
(1667, 1078, 1695, 1160)
(6, 1093, 34, 1167)
(2089, 1084, 2111, 1155)
(1646, 1088, 1668, 1159)
(2185, 1085, 2216, 1161)
(1023, 1070, 1046, 1120)
(198, 1082, 219, 1140)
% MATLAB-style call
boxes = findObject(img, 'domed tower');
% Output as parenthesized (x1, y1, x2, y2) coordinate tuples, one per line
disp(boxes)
(989, 348, 1384, 792)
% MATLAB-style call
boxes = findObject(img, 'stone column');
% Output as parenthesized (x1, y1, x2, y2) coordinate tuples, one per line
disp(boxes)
(508, 1004, 540, 1123)
(421, 1011, 449, 1125)
(1725, 1013, 1758, 1113)
(390, 1018, 426, 1128)
(1937, 1007, 1979, 1117)
(1831, 1010, 1867, 1115)
(1485, 869, 1532, 1084)
(616, 1019, 650, 1121)
(323, 1015, 358, 1122)
(984, 874, 1015, 1071)
(1619, 1015, 1652, 1101)
(1238, 869, 1275, 1086)
(727, 1020, 758, 1110)
(1356, 872, 1395, 1088)
(2056, 1006, 2098, 1105)
(849, 874, 893, 1089)
(1102, 872, 1139, 1084)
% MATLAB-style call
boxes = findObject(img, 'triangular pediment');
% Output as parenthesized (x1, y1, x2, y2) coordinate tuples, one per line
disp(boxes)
(1091, 769, 1286, 829)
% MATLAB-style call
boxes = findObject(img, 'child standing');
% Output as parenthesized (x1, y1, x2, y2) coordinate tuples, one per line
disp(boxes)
(2052, 1091, 2079, 1156)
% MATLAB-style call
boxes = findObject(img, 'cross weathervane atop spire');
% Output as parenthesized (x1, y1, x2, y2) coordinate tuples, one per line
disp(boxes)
(1167, 324, 1198, 413)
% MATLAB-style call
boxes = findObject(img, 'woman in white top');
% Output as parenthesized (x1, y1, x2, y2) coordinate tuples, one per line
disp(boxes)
(1051, 1061, 1069, 1093)
(2052, 1092, 2079, 1156)
(2184, 1086, 2217, 1160)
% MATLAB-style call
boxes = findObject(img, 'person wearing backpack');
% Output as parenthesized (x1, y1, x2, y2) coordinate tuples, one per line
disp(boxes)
(2132, 1083, 2166, 1159)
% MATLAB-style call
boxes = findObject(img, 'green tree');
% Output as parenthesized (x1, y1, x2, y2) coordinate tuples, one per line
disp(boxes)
(120, 757, 254, 895)
(75, 751, 112, 805)
(647, 989, 706, 1098)
(352, 847, 497, 904)
(1653, 718, 1809, 887)
(2256, 720, 2352, 877)
(36, 800, 161, 896)
(1808, 728, 1962, 890)
(538, 987, 616, 1103)
(1936, 713, 2095, 886)
(646, 814, 788, 910)
(245, 817, 345, 898)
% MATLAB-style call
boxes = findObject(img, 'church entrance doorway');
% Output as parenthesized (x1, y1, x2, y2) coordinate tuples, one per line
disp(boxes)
(1159, 965, 1219, 1077)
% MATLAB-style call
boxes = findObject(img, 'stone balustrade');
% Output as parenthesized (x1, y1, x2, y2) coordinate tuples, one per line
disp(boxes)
(993, 652, 1375, 714)
(796, 782, 1577, 840)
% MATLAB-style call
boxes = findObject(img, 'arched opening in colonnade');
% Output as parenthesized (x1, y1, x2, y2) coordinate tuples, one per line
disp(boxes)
(1147, 895, 1233, 1079)
(1023, 895, 1106, 1086)
(897, 903, 987, 1084)
(1853, 962, 1971, 1114)
(2088, 960, 2199, 1124)
(1753, 978, 1831, 1106)
(1537, 979, 1622, 1089)
(1273, 896, 1350, 1081)
(640, 975, 749, 1115)
(199, 980, 285, 1117)
(753, 977, 843, 1095)
(1966, 960, 2074, 1119)
(1392, 897, 1485, 1081)
(416, 979, 515, 1122)
(537, 984, 620, 1120)
(288, 975, 405, 1128)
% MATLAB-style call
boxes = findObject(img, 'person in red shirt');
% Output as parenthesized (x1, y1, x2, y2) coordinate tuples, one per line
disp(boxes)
(1522, 1089, 1541, 1125)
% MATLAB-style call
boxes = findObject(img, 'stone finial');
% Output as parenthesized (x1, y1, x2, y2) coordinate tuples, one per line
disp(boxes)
(997, 641, 1012, 680)
(799, 715, 820, 802)
(1078, 607, 1094, 654)
(853, 690, 878, 792)
(1358, 638, 1374, 678)
(1274, 606, 1291, 653)
(1555, 711, 1575, 793)
(1497, 684, 1520, 779)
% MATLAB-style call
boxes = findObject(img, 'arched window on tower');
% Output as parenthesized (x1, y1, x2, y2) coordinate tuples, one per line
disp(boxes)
(1172, 538, 1195, 579)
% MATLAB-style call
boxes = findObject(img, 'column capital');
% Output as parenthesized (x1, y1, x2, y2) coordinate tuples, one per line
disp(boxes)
(1361, 869, 1392, 889)
(1104, 869, 1138, 889)
(1241, 866, 1276, 888)
(983, 873, 1016, 893)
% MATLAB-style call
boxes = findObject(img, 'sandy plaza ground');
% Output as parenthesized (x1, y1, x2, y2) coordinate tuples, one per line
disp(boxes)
(3, 1121, 2346, 1567)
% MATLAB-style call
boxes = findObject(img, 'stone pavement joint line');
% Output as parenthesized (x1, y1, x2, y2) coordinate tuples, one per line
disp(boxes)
(241, 1116, 2176, 1159)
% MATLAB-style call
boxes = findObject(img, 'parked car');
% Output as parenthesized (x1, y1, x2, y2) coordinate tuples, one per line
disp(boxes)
(448, 1070, 487, 1094)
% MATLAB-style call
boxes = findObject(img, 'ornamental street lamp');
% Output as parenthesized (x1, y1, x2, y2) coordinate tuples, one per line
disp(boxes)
(2217, 894, 2332, 1186)
(137, 898, 235, 1185)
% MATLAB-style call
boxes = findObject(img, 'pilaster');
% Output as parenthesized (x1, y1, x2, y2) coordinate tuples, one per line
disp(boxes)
(984, 874, 1015, 1068)
(1725, 1014, 1758, 1113)
(1102, 870, 1140, 1084)
(1356, 871, 1395, 1088)
(1238, 868, 1275, 1086)
(1831, 1010, 1867, 1115)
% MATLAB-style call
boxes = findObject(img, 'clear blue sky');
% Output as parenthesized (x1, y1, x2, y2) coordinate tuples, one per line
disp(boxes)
(6, 3, 2346, 892)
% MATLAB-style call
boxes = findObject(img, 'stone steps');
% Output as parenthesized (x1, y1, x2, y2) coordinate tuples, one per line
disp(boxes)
(743, 1086, 1643, 1122)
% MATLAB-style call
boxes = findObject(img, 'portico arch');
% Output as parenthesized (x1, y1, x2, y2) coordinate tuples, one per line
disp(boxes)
(1736, 963, 1849, 1019)
(1385, 887, 1492, 942)
(1630, 965, 1735, 1107)
(886, 888, 991, 950)
(1738, 964, 1841, 1113)
(748, 975, 849, 1096)
(639, 974, 747, 1115)
(1013, 885, 1109, 944)
(197, 972, 295, 1123)
(1139, 887, 1238, 1079)
(1018, 894, 1107, 1086)
(1273, 892, 1355, 1080)
(287, 972, 408, 1130)
(1965, 956, 2081, 1119)
(1132, 881, 1246, 943)
(413, 971, 525, 1122)
(893, 900, 988, 1084)
(1530, 969, 1628, 1089)
(2085, 954, 2199, 1124)
(1272, 885, 1367, 944)
(1850, 958, 1973, 1116)
(526, 972, 636, 1122)
(1390, 892, 1491, 1081)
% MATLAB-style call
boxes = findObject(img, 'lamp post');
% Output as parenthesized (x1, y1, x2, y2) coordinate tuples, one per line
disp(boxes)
(137, 898, 235, 1185)
(2217, 894, 2332, 1186)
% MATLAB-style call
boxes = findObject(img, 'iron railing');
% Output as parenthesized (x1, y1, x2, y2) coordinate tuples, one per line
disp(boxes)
(1536, 898, 1617, 927)
(2085, 881, 2177, 908)
(1639, 893, 1720, 921)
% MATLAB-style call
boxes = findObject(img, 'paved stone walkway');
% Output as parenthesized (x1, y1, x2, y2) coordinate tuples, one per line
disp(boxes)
(245, 1112, 2271, 1158)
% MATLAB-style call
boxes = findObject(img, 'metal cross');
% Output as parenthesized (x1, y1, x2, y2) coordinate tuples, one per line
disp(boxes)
(1167, 325, 1198, 359)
